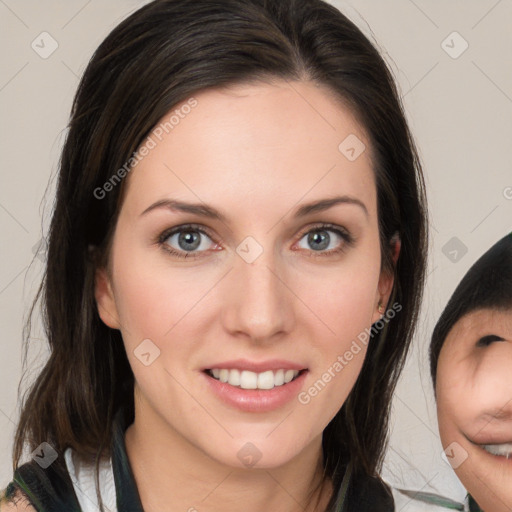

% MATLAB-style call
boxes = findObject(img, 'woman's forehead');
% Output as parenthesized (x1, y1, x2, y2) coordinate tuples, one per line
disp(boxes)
(120, 81, 376, 219)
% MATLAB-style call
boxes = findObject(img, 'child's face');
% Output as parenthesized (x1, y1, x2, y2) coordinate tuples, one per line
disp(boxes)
(95, 80, 393, 470)
(436, 308, 512, 511)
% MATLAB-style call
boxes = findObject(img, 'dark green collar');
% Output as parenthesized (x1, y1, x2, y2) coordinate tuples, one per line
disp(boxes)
(394, 488, 485, 511)
(111, 406, 144, 511)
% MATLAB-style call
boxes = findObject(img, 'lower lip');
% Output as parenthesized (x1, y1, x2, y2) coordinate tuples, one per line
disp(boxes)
(202, 370, 308, 413)
(478, 446, 512, 466)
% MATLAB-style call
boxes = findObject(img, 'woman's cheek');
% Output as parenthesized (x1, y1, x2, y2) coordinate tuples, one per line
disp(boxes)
(114, 241, 194, 331)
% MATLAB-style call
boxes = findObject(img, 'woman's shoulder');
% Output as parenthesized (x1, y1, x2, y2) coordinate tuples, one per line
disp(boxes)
(333, 464, 395, 512)
(1, 480, 36, 511)
(0, 453, 82, 512)
(350, 472, 395, 511)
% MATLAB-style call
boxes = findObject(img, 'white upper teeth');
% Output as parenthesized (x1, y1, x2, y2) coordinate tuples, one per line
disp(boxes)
(209, 369, 300, 389)
(481, 443, 512, 458)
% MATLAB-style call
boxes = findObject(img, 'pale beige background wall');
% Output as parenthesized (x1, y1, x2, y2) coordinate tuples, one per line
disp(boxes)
(1, 0, 511, 506)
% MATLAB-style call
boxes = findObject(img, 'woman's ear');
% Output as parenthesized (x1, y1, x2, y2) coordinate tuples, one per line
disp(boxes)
(372, 234, 401, 324)
(390, 232, 401, 266)
(94, 266, 121, 329)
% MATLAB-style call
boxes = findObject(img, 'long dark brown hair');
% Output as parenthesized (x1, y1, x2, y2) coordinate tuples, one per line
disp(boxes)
(11, 0, 428, 510)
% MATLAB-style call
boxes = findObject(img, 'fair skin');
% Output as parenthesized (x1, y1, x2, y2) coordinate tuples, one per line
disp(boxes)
(436, 308, 512, 512)
(94, 79, 395, 512)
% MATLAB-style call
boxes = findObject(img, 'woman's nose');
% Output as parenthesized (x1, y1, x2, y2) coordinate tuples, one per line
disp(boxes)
(219, 245, 296, 343)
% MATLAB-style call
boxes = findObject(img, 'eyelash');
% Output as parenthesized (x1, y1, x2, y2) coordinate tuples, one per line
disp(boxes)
(156, 222, 355, 260)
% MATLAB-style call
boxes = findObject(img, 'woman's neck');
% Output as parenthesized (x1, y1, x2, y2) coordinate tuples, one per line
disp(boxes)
(123, 399, 333, 512)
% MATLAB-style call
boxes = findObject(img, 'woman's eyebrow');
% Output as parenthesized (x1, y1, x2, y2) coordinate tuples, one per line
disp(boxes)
(139, 199, 225, 221)
(139, 195, 369, 221)
(294, 196, 369, 218)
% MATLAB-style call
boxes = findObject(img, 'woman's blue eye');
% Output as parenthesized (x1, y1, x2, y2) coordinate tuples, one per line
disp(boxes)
(296, 227, 351, 254)
(160, 226, 216, 257)
(158, 223, 353, 259)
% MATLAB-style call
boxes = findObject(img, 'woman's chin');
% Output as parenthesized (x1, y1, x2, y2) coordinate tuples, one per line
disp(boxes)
(211, 443, 302, 471)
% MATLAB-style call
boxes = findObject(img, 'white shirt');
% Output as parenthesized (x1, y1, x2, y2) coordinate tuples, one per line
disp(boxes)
(64, 447, 117, 512)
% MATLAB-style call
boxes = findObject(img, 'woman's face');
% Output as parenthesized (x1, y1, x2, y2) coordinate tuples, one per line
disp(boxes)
(95, 79, 393, 470)
(436, 308, 512, 511)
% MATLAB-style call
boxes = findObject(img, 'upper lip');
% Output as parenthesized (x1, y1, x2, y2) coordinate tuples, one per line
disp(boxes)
(466, 433, 512, 446)
(202, 359, 308, 372)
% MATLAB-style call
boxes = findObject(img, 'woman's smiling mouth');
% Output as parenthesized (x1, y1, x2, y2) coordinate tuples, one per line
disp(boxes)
(200, 359, 310, 412)
(205, 368, 306, 390)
